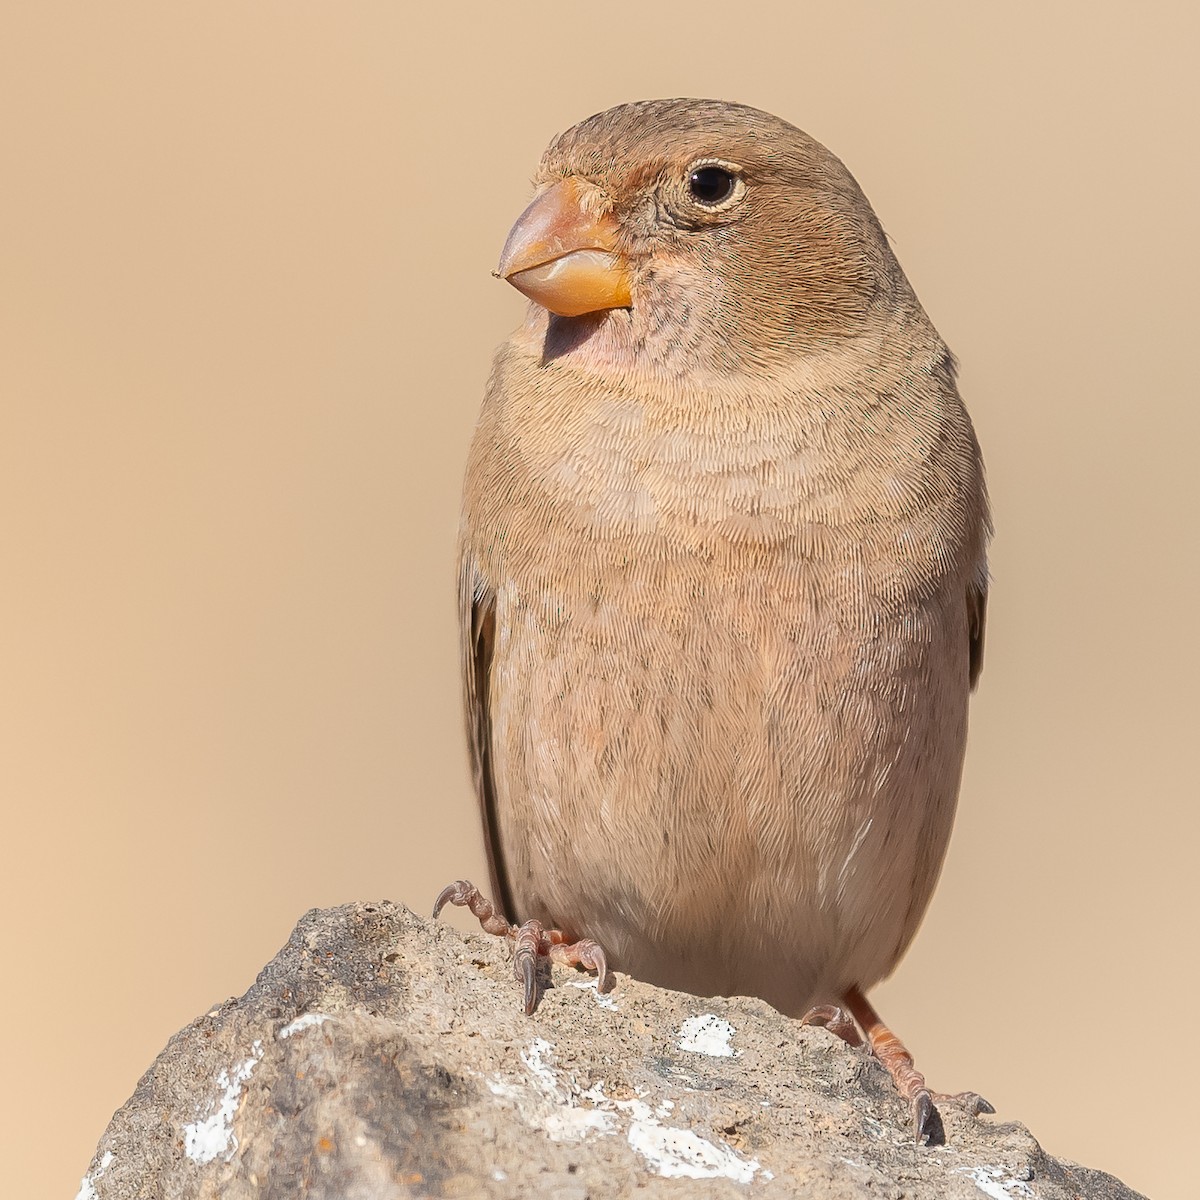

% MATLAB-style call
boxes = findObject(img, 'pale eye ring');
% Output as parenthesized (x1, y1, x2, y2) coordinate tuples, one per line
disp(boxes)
(685, 160, 745, 210)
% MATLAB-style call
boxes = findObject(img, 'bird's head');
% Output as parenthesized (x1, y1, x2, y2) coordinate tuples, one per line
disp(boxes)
(497, 98, 907, 377)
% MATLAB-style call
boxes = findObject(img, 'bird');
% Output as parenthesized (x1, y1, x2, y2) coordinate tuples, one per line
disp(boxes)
(435, 97, 992, 1143)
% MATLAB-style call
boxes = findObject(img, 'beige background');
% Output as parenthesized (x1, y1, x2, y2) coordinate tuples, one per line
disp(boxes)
(2, 4, 1195, 1197)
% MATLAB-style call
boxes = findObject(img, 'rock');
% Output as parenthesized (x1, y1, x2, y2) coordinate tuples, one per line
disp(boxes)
(76, 902, 1144, 1199)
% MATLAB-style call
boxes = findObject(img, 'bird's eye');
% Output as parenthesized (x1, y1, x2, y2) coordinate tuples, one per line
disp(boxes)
(687, 164, 739, 207)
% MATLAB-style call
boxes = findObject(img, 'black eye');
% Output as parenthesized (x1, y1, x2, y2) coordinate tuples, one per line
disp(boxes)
(688, 165, 738, 206)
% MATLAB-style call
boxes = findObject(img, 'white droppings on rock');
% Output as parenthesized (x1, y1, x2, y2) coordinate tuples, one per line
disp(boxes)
(485, 1038, 762, 1181)
(487, 1038, 616, 1140)
(677, 1013, 739, 1057)
(960, 1165, 1035, 1199)
(579, 1081, 672, 1125)
(543, 1101, 617, 1139)
(588, 1084, 758, 1182)
(580, 1080, 758, 1180)
(277, 1012, 332, 1039)
(74, 1151, 114, 1200)
(569, 977, 620, 1009)
(518, 1037, 563, 1094)
(627, 1121, 761, 1182)
(182, 1040, 264, 1164)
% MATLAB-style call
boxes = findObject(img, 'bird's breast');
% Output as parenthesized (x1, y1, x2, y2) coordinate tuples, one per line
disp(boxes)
(470, 348, 980, 609)
(539, 399, 845, 544)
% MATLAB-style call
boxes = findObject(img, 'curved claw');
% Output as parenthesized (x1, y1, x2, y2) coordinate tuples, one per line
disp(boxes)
(520, 952, 538, 1015)
(432, 881, 467, 919)
(913, 1089, 934, 1145)
(590, 944, 609, 994)
(513, 920, 546, 1014)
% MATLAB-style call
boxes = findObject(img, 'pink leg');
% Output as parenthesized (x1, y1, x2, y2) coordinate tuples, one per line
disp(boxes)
(433, 880, 608, 1014)
(842, 986, 993, 1144)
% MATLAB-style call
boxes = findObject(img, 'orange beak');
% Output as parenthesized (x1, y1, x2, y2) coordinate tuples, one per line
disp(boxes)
(496, 177, 632, 318)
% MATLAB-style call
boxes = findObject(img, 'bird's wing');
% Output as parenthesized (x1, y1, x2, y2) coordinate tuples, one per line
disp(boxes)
(460, 561, 517, 922)
(968, 572, 988, 690)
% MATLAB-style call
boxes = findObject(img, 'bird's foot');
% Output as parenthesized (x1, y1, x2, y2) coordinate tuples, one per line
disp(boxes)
(800, 1004, 864, 1047)
(513, 918, 608, 1014)
(842, 986, 994, 1145)
(432, 879, 608, 1014)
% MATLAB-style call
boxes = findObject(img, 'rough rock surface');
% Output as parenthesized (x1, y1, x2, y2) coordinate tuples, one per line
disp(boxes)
(77, 902, 1143, 1199)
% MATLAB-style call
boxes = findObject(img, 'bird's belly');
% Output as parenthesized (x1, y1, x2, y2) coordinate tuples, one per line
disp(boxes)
(488, 569, 970, 1015)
